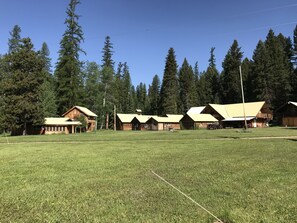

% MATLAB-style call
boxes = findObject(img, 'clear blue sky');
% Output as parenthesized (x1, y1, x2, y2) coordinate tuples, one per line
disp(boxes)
(1, 0, 297, 86)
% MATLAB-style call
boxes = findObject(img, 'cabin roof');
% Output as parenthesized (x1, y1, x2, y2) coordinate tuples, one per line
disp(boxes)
(44, 117, 82, 125)
(148, 115, 183, 123)
(62, 106, 98, 117)
(117, 114, 137, 123)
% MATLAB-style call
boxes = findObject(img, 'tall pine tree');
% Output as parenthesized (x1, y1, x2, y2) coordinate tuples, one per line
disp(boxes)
(204, 47, 220, 103)
(100, 36, 115, 129)
(221, 40, 243, 104)
(148, 74, 161, 115)
(241, 57, 254, 102)
(40, 42, 57, 117)
(121, 63, 134, 113)
(292, 25, 297, 98)
(251, 40, 271, 103)
(83, 61, 101, 117)
(1, 38, 45, 135)
(8, 25, 21, 53)
(0, 55, 6, 132)
(55, 0, 85, 115)
(265, 29, 292, 109)
(136, 83, 148, 113)
(178, 58, 197, 113)
(160, 48, 179, 115)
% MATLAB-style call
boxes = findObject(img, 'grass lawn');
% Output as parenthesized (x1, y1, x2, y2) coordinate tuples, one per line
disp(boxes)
(0, 128, 297, 222)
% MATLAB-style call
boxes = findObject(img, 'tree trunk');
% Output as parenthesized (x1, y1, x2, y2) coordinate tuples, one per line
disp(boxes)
(105, 112, 109, 130)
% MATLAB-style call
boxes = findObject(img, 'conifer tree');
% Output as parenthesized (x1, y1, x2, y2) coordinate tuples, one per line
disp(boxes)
(241, 57, 254, 102)
(100, 36, 115, 129)
(221, 40, 243, 104)
(160, 48, 179, 115)
(265, 29, 292, 108)
(292, 25, 297, 98)
(198, 71, 208, 106)
(113, 62, 123, 113)
(40, 42, 57, 117)
(148, 74, 161, 115)
(251, 40, 272, 103)
(136, 83, 148, 113)
(204, 47, 220, 103)
(178, 58, 197, 113)
(8, 25, 21, 53)
(194, 62, 202, 105)
(84, 61, 101, 117)
(0, 56, 5, 132)
(55, 0, 85, 115)
(1, 38, 45, 135)
(121, 63, 134, 113)
(102, 36, 114, 69)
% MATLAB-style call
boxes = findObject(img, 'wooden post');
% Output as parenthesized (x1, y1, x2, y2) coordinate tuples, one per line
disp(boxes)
(239, 65, 248, 129)
(114, 105, 116, 131)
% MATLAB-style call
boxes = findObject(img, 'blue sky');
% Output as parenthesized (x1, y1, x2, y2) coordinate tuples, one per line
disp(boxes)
(1, 0, 297, 86)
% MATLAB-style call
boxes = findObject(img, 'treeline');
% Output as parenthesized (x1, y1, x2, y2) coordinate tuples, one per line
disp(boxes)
(0, 0, 297, 134)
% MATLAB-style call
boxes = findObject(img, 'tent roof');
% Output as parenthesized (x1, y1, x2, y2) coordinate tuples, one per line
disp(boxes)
(187, 106, 206, 114)
(208, 101, 266, 119)
(287, 101, 297, 107)
(187, 114, 218, 122)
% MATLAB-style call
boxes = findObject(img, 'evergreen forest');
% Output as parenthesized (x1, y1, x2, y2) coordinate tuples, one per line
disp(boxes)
(0, 0, 297, 134)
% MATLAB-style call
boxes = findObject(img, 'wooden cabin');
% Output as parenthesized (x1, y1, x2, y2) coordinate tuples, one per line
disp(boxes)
(181, 114, 218, 129)
(131, 115, 152, 130)
(43, 118, 82, 134)
(201, 101, 273, 128)
(275, 101, 297, 127)
(146, 115, 183, 131)
(116, 114, 135, 130)
(62, 106, 97, 132)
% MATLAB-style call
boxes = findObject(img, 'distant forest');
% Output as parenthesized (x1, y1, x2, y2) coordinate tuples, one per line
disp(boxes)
(0, 0, 297, 133)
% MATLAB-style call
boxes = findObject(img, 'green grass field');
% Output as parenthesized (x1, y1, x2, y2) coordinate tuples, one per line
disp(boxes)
(1, 128, 297, 222)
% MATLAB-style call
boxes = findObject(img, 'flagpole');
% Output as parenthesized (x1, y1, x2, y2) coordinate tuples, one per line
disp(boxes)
(239, 65, 248, 129)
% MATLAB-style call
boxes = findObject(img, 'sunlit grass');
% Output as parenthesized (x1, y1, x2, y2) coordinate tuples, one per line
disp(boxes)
(0, 128, 297, 222)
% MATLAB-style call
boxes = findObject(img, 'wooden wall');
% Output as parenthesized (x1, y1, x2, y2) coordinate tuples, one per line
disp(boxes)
(282, 117, 297, 127)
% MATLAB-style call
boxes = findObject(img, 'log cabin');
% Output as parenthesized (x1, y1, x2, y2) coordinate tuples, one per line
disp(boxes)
(180, 114, 218, 129)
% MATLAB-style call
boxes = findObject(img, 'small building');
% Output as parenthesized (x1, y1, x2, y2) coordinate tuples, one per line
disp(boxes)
(201, 101, 273, 128)
(131, 115, 153, 130)
(43, 117, 82, 134)
(181, 114, 218, 129)
(275, 101, 297, 127)
(146, 115, 183, 131)
(62, 106, 97, 132)
(116, 114, 136, 130)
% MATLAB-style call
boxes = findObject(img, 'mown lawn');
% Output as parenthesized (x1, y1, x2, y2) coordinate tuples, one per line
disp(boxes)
(0, 128, 297, 222)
